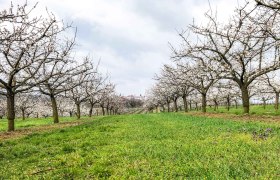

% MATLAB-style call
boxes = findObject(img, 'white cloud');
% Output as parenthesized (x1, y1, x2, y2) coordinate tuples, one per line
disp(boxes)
(0, 0, 240, 95)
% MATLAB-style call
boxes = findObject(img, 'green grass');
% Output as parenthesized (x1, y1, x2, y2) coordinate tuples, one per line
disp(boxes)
(0, 116, 81, 132)
(205, 104, 280, 115)
(0, 113, 280, 179)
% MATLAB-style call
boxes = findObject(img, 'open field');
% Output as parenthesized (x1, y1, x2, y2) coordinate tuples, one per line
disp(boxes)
(0, 113, 280, 179)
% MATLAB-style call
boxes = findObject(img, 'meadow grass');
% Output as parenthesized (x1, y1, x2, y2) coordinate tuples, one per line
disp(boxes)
(0, 116, 81, 132)
(204, 104, 280, 115)
(0, 113, 279, 179)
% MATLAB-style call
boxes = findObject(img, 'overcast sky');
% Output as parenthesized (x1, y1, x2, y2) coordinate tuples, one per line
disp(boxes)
(0, 0, 240, 95)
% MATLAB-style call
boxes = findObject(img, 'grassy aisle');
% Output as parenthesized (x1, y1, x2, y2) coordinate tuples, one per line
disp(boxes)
(0, 117, 78, 132)
(0, 113, 279, 179)
(206, 104, 280, 116)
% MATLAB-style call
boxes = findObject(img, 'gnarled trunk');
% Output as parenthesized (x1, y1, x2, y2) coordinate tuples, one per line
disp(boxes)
(182, 95, 188, 112)
(201, 93, 207, 113)
(7, 90, 15, 131)
(89, 103, 94, 117)
(226, 95, 230, 111)
(50, 95, 59, 123)
(76, 103, 81, 119)
(173, 98, 178, 112)
(241, 86, 250, 114)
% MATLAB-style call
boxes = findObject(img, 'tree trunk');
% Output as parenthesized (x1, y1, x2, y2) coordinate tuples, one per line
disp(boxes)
(50, 95, 59, 123)
(76, 103, 81, 119)
(227, 95, 230, 111)
(161, 104, 165, 112)
(167, 102, 170, 112)
(201, 93, 207, 113)
(213, 99, 218, 111)
(275, 92, 279, 110)
(173, 98, 178, 112)
(262, 98, 266, 109)
(241, 86, 250, 114)
(21, 108, 25, 121)
(89, 104, 94, 117)
(106, 107, 109, 115)
(182, 95, 188, 112)
(234, 100, 238, 109)
(101, 106, 105, 115)
(7, 91, 15, 131)
(189, 100, 192, 110)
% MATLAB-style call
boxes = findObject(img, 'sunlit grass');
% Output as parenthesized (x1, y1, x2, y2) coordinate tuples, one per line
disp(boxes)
(0, 116, 85, 132)
(0, 113, 279, 179)
(200, 104, 280, 115)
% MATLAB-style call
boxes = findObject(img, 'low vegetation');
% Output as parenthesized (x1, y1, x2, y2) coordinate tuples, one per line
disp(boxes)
(0, 113, 279, 179)
(204, 104, 280, 116)
(0, 117, 78, 132)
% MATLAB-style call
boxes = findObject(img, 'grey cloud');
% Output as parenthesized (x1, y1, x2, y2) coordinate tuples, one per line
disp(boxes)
(131, 0, 213, 31)
(75, 19, 162, 60)
(0, 0, 238, 95)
